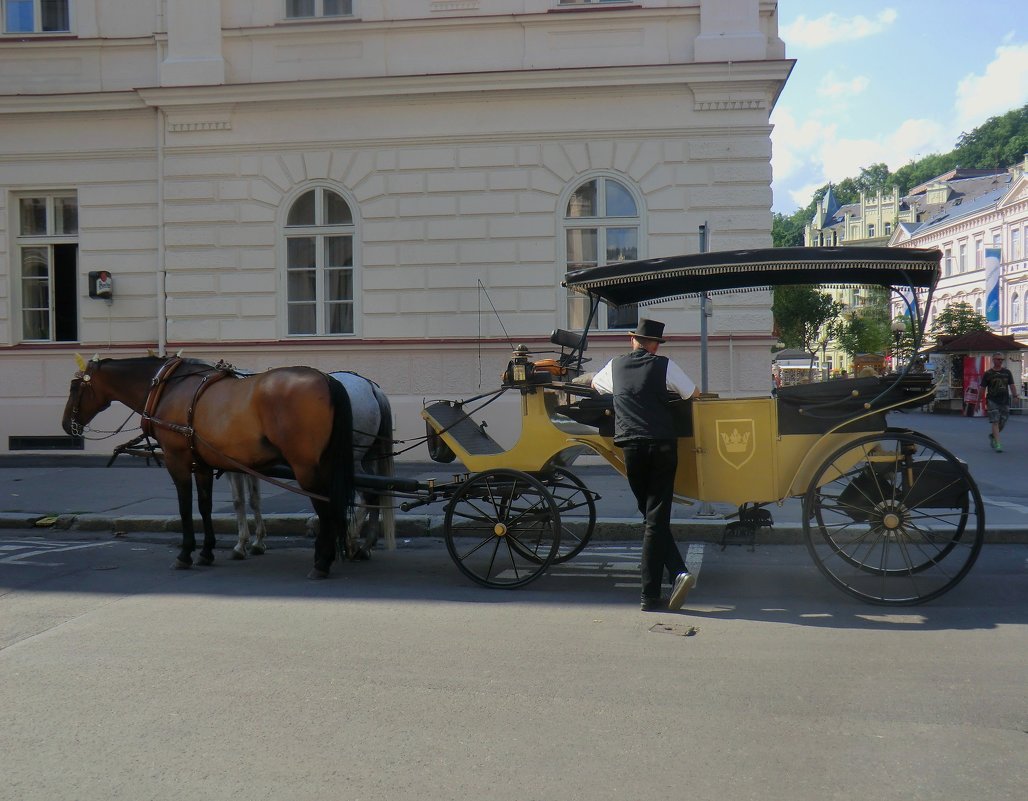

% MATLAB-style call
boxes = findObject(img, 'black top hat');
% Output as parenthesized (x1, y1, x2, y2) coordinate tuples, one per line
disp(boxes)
(631, 319, 666, 343)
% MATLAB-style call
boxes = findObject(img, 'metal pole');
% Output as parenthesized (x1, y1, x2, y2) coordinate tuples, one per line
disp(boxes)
(696, 223, 719, 519)
(699, 223, 709, 393)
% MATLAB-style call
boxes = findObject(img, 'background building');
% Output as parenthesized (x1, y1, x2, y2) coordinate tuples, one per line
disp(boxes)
(0, 0, 791, 455)
(890, 161, 1027, 336)
(804, 166, 1019, 375)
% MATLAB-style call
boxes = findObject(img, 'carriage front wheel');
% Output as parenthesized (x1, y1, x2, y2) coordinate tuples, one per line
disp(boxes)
(803, 431, 984, 605)
(444, 469, 562, 589)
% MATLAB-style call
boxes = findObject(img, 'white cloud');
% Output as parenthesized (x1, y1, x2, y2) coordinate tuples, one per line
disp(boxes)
(817, 72, 870, 99)
(781, 9, 898, 49)
(770, 108, 836, 183)
(772, 111, 950, 211)
(954, 41, 1028, 131)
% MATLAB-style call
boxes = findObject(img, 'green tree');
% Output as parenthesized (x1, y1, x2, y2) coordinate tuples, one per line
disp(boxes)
(930, 302, 990, 339)
(954, 104, 1028, 168)
(772, 210, 805, 247)
(773, 286, 843, 374)
(835, 311, 891, 359)
(855, 162, 891, 196)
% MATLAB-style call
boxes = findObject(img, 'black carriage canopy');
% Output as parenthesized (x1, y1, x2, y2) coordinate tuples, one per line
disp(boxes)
(562, 246, 941, 308)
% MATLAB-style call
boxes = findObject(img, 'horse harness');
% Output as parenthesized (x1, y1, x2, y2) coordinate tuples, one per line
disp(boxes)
(140, 357, 234, 469)
(137, 357, 334, 502)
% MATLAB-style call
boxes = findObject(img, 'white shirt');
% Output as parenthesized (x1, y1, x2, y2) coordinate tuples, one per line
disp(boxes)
(592, 352, 696, 398)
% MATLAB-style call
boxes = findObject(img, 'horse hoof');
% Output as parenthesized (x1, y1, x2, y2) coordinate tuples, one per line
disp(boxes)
(250, 545, 266, 556)
(231, 549, 246, 561)
(172, 559, 192, 570)
(351, 548, 371, 562)
(197, 554, 215, 567)
(307, 567, 330, 580)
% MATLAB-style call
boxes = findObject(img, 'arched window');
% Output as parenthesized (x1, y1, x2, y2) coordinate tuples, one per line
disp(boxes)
(283, 186, 356, 336)
(1012, 293, 1021, 325)
(563, 175, 642, 329)
(975, 296, 983, 316)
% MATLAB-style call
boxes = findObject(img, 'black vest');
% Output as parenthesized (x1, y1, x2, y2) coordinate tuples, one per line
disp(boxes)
(611, 349, 675, 444)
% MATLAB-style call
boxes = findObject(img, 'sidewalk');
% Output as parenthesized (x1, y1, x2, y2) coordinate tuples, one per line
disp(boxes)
(3, 406, 1027, 544)
(0, 454, 757, 542)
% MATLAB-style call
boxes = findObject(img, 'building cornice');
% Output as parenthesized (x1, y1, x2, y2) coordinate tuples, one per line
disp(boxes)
(0, 60, 791, 117)
(0, 91, 148, 114)
(135, 61, 792, 109)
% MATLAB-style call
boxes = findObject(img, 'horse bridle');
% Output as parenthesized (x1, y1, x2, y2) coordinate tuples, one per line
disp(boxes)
(67, 356, 141, 440)
(67, 358, 99, 437)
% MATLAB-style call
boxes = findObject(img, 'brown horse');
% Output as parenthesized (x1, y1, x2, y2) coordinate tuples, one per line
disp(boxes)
(61, 355, 354, 578)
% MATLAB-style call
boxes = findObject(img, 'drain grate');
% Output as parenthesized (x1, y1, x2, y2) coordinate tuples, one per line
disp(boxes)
(649, 623, 699, 637)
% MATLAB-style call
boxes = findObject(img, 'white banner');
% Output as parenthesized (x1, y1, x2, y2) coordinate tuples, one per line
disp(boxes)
(985, 247, 1001, 326)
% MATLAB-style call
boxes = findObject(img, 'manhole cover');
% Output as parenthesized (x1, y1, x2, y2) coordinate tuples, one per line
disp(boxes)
(649, 623, 698, 637)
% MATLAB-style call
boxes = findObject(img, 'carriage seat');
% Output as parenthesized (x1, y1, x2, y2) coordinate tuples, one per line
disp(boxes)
(553, 393, 693, 438)
(776, 374, 934, 435)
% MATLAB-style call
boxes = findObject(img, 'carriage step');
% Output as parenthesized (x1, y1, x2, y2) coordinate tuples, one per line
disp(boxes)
(354, 473, 422, 494)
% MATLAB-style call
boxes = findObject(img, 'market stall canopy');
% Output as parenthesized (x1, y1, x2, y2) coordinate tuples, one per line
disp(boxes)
(928, 331, 1028, 354)
(563, 246, 942, 308)
(772, 349, 816, 363)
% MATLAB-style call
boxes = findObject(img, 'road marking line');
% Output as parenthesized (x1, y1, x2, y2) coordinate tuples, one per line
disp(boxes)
(982, 496, 1028, 514)
(0, 541, 113, 564)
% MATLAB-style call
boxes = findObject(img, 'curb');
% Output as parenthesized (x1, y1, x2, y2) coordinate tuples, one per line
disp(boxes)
(3, 512, 1027, 544)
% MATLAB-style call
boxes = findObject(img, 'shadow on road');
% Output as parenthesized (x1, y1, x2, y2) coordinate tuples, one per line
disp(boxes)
(2, 533, 1024, 634)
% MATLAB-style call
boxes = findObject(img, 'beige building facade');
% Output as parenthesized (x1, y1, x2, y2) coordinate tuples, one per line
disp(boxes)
(0, 0, 791, 455)
(890, 164, 1028, 340)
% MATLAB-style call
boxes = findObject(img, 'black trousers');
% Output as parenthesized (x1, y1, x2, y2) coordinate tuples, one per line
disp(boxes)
(622, 439, 686, 599)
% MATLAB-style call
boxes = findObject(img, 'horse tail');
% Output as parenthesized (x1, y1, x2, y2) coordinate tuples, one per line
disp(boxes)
(373, 385, 397, 550)
(325, 374, 356, 558)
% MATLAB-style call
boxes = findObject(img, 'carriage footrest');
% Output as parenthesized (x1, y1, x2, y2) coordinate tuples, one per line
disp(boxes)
(424, 401, 504, 456)
(719, 508, 773, 552)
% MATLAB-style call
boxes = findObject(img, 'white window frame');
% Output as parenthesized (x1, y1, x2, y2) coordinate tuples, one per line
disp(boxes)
(280, 183, 359, 338)
(284, 0, 354, 20)
(559, 172, 646, 332)
(12, 191, 79, 343)
(2, 0, 71, 34)
(1012, 292, 1021, 326)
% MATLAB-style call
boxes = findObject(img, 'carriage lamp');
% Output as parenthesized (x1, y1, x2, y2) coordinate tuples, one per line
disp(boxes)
(511, 344, 531, 383)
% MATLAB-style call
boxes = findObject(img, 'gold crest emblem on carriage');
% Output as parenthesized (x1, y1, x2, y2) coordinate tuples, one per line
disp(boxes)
(715, 419, 756, 470)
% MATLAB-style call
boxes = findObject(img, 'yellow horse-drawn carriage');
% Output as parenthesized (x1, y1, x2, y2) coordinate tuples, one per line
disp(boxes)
(418, 247, 983, 605)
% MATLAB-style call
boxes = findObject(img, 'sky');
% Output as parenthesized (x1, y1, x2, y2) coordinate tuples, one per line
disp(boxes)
(770, 1, 1028, 214)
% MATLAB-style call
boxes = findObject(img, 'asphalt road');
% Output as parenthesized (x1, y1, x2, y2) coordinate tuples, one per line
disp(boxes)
(1, 533, 1025, 801)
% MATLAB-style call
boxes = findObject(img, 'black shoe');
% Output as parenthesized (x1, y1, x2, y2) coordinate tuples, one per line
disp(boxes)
(640, 596, 667, 611)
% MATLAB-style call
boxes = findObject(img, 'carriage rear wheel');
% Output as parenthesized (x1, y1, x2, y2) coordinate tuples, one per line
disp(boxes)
(803, 431, 984, 605)
(443, 468, 561, 589)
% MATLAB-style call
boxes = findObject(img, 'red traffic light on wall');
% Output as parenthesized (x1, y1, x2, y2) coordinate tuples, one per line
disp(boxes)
(88, 271, 113, 299)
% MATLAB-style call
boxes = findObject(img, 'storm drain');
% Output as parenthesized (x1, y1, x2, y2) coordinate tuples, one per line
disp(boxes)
(649, 623, 699, 637)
